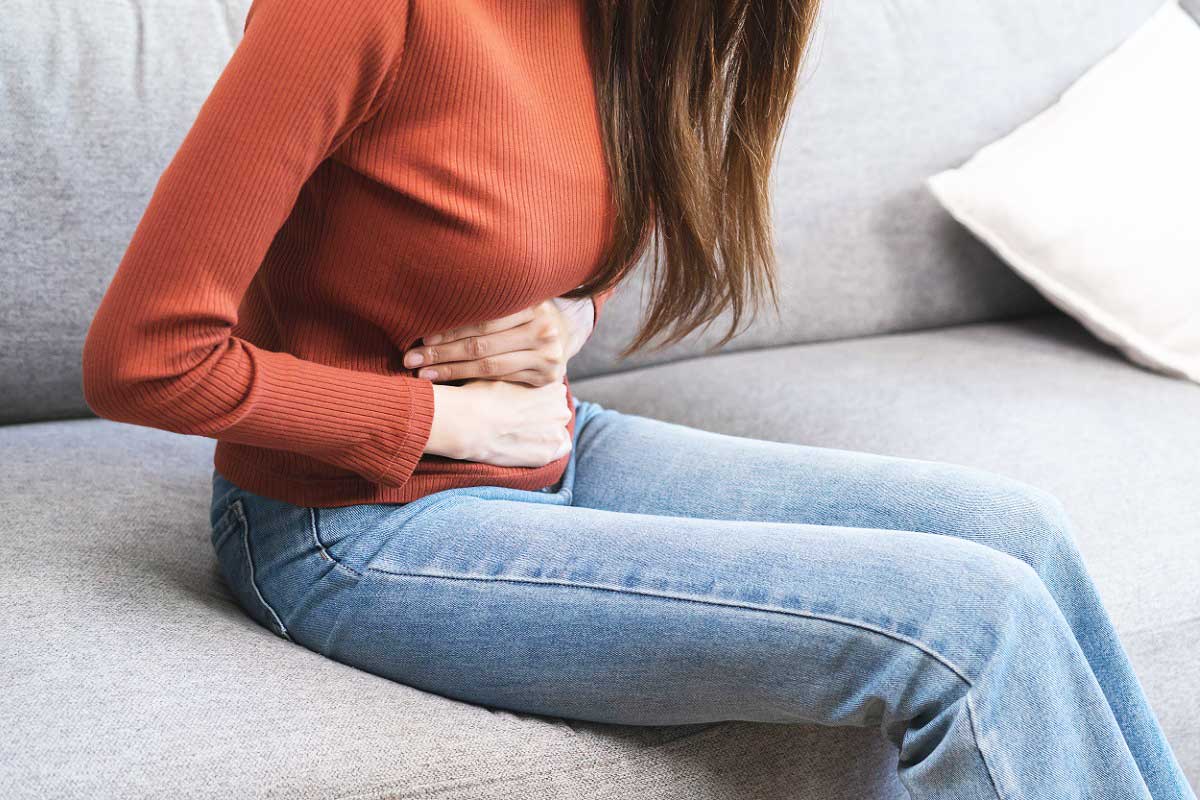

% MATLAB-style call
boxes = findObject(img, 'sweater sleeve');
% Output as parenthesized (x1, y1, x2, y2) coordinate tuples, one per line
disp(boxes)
(81, 0, 435, 489)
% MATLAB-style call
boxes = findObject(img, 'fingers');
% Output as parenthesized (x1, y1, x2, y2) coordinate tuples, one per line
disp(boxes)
(412, 349, 563, 384)
(405, 317, 560, 370)
(420, 307, 536, 346)
(405, 325, 524, 371)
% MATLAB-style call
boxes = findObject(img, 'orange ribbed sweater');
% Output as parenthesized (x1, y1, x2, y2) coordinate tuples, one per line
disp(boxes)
(81, 0, 618, 508)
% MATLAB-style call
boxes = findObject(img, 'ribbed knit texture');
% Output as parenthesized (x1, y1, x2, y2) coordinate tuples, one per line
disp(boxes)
(81, 0, 618, 508)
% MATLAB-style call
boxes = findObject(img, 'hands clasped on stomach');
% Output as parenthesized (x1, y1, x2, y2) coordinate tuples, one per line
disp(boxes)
(410, 298, 586, 468)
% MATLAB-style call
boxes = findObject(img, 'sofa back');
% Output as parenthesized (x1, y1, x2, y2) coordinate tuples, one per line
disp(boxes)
(0, 0, 253, 424)
(0, 0, 1177, 421)
(572, 0, 1182, 378)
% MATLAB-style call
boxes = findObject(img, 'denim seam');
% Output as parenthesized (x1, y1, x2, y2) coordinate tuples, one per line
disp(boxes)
(212, 482, 241, 517)
(362, 566, 975, 685)
(965, 688, 1007, 800)
(309, 507, 364, 579)
(211, 502, 242, 550)
(237, 500, 292, 641)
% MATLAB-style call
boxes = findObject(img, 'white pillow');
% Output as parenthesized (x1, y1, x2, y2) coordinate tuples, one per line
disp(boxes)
(927, 0, 1200, 383)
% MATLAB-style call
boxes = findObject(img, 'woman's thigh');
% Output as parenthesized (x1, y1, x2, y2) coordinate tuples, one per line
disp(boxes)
(241, 474, 1058, 739)
(568, 400, 1078, 572)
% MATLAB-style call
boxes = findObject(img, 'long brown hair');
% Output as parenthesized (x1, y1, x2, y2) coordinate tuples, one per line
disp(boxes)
(564, 0, 820, 360)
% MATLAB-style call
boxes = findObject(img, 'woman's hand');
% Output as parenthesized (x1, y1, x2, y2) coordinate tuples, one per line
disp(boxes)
(403, 297, 594, 387)
(423, 379, 573, 466)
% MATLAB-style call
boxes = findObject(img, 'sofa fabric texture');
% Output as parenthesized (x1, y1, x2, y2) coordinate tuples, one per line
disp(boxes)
(2, 0, 1198, 797)
(0, 0, 254, 423)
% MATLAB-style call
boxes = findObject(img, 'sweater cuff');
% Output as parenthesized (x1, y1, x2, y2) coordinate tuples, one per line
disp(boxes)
(231, 346, 438, 488)
(373, 376, 437, 487)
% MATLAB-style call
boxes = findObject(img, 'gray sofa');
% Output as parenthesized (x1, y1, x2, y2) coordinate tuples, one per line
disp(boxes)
(3, 1, 1196, 797)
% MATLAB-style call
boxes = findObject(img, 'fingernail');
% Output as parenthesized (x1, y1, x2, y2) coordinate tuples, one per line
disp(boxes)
(405, 352, 424, 367)
(423, 334, 442, 345)
(418, 369, 437, 380)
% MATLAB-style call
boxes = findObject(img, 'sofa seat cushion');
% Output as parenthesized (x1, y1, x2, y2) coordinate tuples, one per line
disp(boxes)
(573, 312, 1200, 783)
(0, 419, 904, 799)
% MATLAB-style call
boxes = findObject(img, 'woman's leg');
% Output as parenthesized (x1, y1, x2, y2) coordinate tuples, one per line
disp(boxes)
(209, 405, 1187, 800)
(565, 399, 1194, 800)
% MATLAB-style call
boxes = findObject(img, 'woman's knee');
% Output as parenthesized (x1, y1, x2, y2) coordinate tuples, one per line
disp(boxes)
(935, 466, 1080, 575)
(936, 542, 1064, 680)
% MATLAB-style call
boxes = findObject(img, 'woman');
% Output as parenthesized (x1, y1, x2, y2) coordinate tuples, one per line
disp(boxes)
(81, 1, 1194, 798)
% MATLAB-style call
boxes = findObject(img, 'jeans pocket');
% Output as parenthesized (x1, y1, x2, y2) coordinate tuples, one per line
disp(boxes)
(210, 498, 292, 642)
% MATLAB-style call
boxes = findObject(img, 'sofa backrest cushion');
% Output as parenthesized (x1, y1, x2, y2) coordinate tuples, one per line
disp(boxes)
(571, 0, 1184, 378)
(0, 0, 251, 423)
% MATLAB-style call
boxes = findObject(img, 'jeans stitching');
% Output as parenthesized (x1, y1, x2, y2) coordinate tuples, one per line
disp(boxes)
(213, 483, 240, 516)
(362, 566, 975, 685)
(236, 500, 292, 641)
(965, 688, 1007, 799)
(211, 502, 242, 550)
(310, 507, 364, 579)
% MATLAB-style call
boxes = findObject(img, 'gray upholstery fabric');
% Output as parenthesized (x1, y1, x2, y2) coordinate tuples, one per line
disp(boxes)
(573, 313, 1200, 785)
(0, 0, 252, 423)
(571, 0, 1184, 379)
(3, 314, 1196, 797)
(0, 415, 904, 800)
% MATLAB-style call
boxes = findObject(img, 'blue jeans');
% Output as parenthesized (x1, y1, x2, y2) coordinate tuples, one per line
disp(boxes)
(210, 397, 1194, 800)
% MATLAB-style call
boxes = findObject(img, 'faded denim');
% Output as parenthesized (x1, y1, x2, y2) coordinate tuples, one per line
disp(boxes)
(210, 397, 1195, 800)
